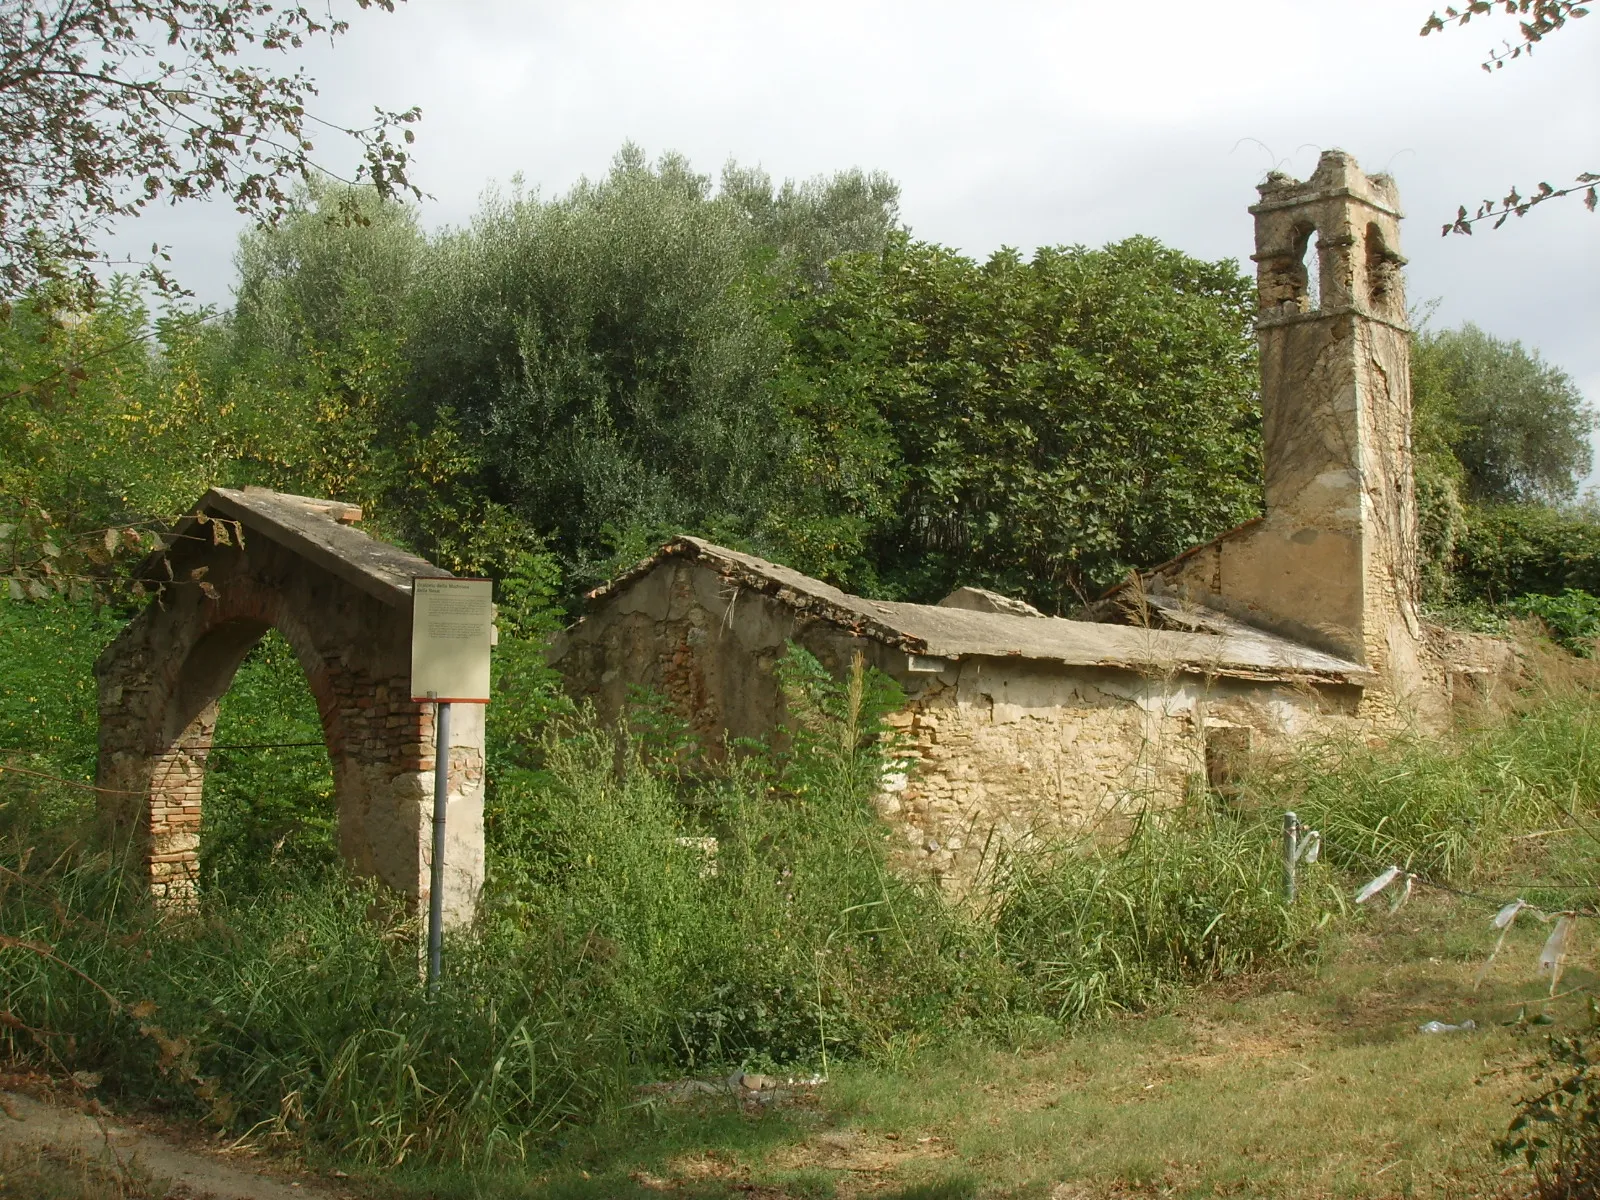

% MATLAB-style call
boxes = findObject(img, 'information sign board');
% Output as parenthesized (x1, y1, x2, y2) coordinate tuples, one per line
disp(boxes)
(410, 577, 493, 702)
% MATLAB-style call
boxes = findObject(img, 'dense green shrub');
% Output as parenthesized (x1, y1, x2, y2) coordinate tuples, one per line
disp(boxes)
(0, 597, 121, 778)
(199, 631, 339, 892)
(1500, 1004, 1600, 1200)
(1512, 590, 1600, 656)
(1452, 503, 1600, 604)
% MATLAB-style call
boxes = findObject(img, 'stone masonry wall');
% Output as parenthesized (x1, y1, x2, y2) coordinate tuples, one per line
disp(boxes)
(875, 659, 1357, 889)
(97, 533, 483, 924)
(554, 558, 1358, 892)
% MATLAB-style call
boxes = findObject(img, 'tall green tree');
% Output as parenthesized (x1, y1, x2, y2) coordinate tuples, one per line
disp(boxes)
(404, 148, 784, 588)
(769, 234, 1262, 610)
(1413, 322, 1593, 504)
(218, 179, 424, 510)
(399, 147, 903, 590)
(720, 162, 901, 287)
(0, 283, 247, 596)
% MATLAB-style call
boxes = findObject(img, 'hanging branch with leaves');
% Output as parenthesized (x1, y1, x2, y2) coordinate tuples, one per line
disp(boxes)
(1444, 174, 1600, 234)
(1421, 2, 1594, 233)
(0, 0, 420, 298)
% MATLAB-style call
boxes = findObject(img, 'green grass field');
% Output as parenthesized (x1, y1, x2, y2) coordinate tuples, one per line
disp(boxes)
(338, 884, 1588, 1199)
(2, 596, 1597, 1198)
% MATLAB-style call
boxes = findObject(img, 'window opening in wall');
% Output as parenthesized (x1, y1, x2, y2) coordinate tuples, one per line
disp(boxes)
(1303, 229, 1321, 313)
(199, 629, 337, 895)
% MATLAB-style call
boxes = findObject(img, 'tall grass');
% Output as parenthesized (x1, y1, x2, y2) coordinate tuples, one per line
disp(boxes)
(1249, 691, 1600, 884)
(994, 808, 1318, 1022)
(6, 594, 1594, 1171)
(0, 646, 1021, 1166)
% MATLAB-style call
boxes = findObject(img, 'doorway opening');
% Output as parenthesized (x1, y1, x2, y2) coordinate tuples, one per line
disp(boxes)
(199, 630, 337, 897)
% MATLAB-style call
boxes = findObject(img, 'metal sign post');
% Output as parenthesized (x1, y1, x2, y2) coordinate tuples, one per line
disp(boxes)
(428, 696, 451, 992)
(410, 576, 494, 996)
(1283, 812, 1299, 903)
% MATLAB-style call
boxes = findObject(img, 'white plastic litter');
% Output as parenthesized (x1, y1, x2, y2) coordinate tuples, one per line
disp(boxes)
(1355, 866, 1402, 904)
(1477, 899, 1531, 988)
(1418, 1019, 1477, 1035)
(1294, 831, 1322, 864)
(1539, 914, 1575, 993)
(1389, 873, 1415, 912)
(1493, 899, 1527, 929)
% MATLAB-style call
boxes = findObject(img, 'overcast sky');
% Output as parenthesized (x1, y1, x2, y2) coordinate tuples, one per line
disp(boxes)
(112, 0, 1598, 473)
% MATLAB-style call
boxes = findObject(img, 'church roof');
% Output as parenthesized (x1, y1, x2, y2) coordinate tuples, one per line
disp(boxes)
(583, 537, 1373, 686)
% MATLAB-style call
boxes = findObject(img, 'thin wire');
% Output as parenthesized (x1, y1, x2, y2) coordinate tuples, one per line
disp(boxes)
(0, 764, 142, 796)
(201, 742, 325, 751)
(1317, 826, 1600, 916)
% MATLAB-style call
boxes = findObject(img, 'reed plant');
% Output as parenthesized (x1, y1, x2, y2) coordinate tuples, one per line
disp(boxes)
(992, 806, 1318, 1022)
(1246, 689, 1600, 885)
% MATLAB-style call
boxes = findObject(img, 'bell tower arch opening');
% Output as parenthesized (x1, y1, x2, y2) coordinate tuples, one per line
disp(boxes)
(1299, 225, 1322, 314)
(95, 487, 485, 926)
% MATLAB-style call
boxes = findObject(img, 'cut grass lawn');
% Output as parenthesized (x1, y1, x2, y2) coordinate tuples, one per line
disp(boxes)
(339, 882, 1594, 1199)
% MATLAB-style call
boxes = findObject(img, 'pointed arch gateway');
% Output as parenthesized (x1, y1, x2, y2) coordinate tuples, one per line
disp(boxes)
(94, 487, 484, 926)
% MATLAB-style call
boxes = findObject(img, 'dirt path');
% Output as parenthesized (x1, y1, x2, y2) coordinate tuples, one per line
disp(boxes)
(0, 1089, 340, 1200)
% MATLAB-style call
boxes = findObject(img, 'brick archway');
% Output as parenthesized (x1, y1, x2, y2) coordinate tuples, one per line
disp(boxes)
(95, 488, 484, 925)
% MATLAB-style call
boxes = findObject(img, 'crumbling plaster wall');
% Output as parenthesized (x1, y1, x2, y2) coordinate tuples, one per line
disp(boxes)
(554, 559, 1359, 889)
(96, 534, 483, 924)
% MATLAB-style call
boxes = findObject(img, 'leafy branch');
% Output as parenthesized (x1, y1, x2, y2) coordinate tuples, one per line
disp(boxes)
(1443, 172, 1600, 235)
(1421, 2, 1594, 233)
(1422, 1, 1589, 70)
(0, 0, 421, 299)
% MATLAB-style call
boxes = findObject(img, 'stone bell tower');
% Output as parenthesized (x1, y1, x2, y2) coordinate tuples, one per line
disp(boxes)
(1156, 150, 1425, 700)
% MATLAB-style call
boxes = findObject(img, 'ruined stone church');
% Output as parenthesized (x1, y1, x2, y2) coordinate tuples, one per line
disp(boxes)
(553, 151, 1508, 886)
(96, 151, 1511, 913)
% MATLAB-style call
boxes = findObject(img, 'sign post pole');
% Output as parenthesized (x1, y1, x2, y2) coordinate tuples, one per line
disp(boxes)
(427, 697, 451, 995)
(410, 575, 494, 998)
